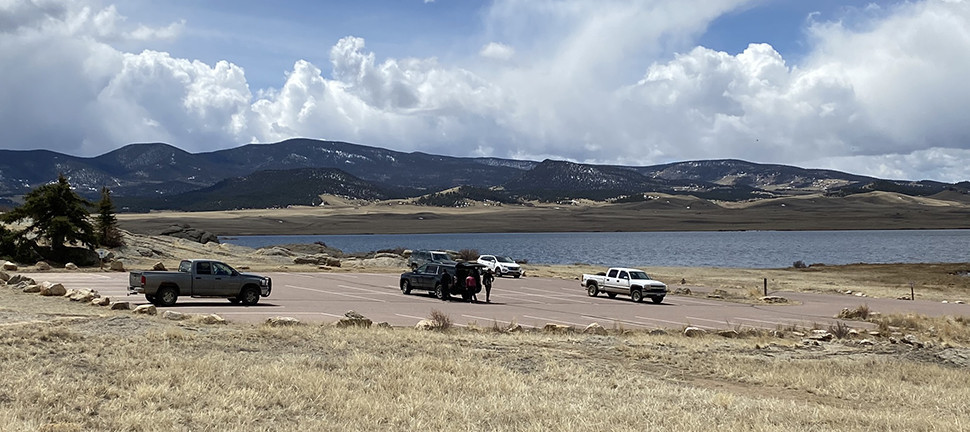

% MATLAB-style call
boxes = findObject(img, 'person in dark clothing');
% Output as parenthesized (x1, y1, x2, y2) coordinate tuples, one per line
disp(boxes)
(439, 270, 452, 301)
(482, 269, 494, 303)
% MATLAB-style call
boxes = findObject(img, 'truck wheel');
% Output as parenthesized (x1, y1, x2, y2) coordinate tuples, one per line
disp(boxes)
(587, 283, 599, 297)
(607, 292, 617, 299)
(156, 287, 178, 307)
(631, 289, 644, 303)
(401, 280, 412, 294)
(228, 297, 240, 304)
(651, 296, 664, 304)
(240, 286, 260, 306)
(434, 283, 446, 300)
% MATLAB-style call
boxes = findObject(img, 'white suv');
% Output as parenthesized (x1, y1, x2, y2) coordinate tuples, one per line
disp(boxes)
(477, 254, 522, 278)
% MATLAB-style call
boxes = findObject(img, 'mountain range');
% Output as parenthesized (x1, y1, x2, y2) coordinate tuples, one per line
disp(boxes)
(0, 138, 966, 211)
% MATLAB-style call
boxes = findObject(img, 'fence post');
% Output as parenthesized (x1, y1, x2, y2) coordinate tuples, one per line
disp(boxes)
(763, 278, 768, 296)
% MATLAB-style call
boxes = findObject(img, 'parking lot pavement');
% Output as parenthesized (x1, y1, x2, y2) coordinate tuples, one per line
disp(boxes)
(23, 272, 970, 330)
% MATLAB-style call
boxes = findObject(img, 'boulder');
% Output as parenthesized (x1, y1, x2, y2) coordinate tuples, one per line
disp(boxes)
(583, 322, 608, 335)
(2, 261, 17, 271)
(376, 322, 392, 329)
(542, 323, 572, 333)
(335, 310, 372, 328)
(415, 319, 435, 330)
(162, 310, 187, 320)
(64, 263, 79, 271)
(197, 314, 227, 325)
(683, 326, 706, 337)
(133, 304, 157, 315)
(136, 248, 154, 257)
(717, 329, 741, 338)
(902, 334, 925, 348)
(22, 284, 42, 293)
(91, 297, 111, 306)
(255, 247, 294, 257)
(109, 261, 126, 272)
(109, 301, 132, 310)
(7, 275, 34, 285)
(809, 330, 834, 342)
(39, 282, 67, 296)
(35, 261, 52, 271)
(69, 289, 98, 302)
(152, 262, 167, 271)
(266, 316, 302, 327)
(0, 270, 8, 282)
(761, 296, 788, 304)
(505, 323, 524, 333)
(374, 252, 402, 259)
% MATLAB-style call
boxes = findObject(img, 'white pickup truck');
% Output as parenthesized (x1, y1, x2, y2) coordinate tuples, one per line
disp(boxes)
(581, 268, 667, 303)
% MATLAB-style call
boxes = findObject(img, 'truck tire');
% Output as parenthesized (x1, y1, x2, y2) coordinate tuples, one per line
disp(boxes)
(240, 285, 260, 306)
(607, 292, 617, 299)
(401, 280, 412, 294)
(651, 296, 664, 304)
(145, 294, 158, 305)
(631, 289, 644, 303)
(228, 297, 240, 304)
(587, 283, 599, 297)
(435, 283, 446, 300)
(156, 286, 178, 307)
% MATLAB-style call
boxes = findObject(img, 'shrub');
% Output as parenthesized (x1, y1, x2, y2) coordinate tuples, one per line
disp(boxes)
(428, 309, 452, 330)
(793, 260, 807, 269)
(829, 321, 851, 339)
(837, 304, 871, 320)
(455, 249, 479, 261)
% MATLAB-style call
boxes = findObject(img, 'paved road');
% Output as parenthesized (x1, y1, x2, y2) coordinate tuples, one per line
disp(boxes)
(32, 272, 970, 330)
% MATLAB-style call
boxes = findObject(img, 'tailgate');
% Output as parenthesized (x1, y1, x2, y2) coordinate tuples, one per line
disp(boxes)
(128, 271, 143, 288)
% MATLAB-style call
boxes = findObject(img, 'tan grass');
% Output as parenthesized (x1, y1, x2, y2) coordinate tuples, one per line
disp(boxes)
(1, 291, 970, 431)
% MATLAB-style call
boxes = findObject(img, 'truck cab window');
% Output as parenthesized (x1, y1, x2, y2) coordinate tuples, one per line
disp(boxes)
(607, 269, 618, 278)
(197, 262, 212, 275)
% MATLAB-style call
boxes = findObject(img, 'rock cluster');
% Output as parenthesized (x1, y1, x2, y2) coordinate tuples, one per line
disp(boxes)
(159, 224, 220, 244)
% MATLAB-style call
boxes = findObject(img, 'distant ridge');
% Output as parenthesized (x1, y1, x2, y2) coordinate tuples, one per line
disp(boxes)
(0, 138, 967, 210)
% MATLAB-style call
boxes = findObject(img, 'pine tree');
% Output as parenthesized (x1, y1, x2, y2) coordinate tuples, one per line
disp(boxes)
(95, 186, 123, 247)
(1, 174, 96, 259)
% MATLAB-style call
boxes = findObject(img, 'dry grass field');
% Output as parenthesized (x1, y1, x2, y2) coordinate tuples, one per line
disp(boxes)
(2, 288, 970, 431)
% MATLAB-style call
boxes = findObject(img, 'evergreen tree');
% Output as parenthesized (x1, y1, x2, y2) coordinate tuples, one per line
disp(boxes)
(95, 186, 123, 247)
(1, 174, 96, 259)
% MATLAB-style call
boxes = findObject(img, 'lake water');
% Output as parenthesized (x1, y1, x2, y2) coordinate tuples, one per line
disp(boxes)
(220, 230, 970, 268)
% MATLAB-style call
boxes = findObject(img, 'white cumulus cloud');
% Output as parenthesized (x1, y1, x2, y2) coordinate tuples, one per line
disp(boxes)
(2, 0, 970, 182)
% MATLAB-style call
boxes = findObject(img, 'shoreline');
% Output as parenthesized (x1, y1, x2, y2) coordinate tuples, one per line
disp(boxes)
(116, 200, 970, 236)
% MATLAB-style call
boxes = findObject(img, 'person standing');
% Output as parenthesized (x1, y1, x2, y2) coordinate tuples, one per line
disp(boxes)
(439, 270, 452, 301)
(482, 269, 494, 303)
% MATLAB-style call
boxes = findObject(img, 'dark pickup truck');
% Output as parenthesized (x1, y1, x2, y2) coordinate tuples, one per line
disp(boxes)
(400, 262, 486, 301)
(128, 259, 272, 306)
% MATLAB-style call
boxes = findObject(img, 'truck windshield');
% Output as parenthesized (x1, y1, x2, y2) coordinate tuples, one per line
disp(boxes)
(629, 271, 651, 280)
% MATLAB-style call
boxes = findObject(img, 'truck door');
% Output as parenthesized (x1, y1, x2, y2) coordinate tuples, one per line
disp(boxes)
(210, 262, 238, 296)
(192, 261, 217, 295)
(606, 269, 620, 292)
(617, 271, 631, 293)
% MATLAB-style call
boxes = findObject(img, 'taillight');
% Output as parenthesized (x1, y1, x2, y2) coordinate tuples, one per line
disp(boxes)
(140, 275, 146, 286)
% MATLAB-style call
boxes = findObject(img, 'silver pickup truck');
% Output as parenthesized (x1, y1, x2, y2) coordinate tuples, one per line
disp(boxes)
(582, 267, 667, 303)
(129, 259, 272, 306)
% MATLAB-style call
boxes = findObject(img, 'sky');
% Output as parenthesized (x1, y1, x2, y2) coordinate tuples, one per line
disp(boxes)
(2, 0, 970, 182)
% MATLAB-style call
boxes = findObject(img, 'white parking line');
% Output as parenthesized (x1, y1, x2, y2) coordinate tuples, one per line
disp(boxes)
(522, 315, 588, 327)
(286, 284, 387, 303)
(580, 315, 656, 329)
(518, 292, 592, 304)
(396, 313, 467, 327)
(634, 315, 718, 329)
(336, 284, 398, 296)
